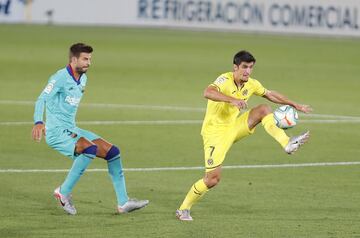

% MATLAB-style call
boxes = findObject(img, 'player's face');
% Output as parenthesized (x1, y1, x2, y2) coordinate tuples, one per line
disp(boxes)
(73, 52, 92, 74)
(233, 61, 254, 82)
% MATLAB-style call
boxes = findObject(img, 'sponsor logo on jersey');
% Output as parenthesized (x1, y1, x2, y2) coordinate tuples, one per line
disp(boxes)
(65, 96, 81, 106)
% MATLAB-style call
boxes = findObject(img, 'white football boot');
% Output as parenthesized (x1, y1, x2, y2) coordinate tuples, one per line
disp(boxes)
(53, 187, 77, 215)
(117, 198, 149, 213)
(176, 209, 193, 221)
(284, 131, 310, 154)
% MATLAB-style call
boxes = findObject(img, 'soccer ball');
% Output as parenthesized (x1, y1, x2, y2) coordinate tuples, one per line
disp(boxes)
(273, 105, 298, 129)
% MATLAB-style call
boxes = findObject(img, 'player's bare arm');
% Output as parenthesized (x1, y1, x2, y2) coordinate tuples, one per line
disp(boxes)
(32, 123, 46, 142)
(263, 90, 312, 113)
(204, 85, 247, 110)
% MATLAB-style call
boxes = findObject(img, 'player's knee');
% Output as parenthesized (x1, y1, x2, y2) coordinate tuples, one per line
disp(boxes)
(208, 178, 220, 188)
(205, 175, 221, 188)
(82, 144, 98, 159)
(104, 145, 121, 161)
(258, 104, 272, 117)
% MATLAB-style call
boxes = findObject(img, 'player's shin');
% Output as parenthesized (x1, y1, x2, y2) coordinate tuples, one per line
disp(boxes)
(261, 113, 289, 148)
(105, 146, 128, 206)
(60, 145, 97, 196)
(179, 179, 209, 210)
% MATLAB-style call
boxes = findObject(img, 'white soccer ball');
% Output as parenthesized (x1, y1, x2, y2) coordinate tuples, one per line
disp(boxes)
(273, 105, 298, 129)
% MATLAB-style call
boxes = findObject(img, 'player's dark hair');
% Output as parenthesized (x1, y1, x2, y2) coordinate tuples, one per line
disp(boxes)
(69, 43, 93, 58)
(233, 50, 256, 66)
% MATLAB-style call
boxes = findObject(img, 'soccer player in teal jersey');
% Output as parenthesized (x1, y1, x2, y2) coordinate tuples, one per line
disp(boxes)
(31, 43, 149, 215)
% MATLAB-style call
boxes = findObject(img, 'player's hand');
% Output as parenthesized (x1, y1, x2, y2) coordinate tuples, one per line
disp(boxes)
(32, 123, 46, 142)
(294, 104, 313, 114)
(230, 99, 247, 110)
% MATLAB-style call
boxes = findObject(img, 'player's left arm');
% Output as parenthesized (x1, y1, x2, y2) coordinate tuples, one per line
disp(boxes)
(263, 90, 313, 113)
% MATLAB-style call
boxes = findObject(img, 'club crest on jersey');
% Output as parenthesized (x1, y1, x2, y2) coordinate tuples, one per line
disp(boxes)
(207, 159, 214, 166)
(242, 89, 248, 96)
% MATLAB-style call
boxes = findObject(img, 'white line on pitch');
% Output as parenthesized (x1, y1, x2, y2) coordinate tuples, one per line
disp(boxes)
(1, 119, 360, 126)
(300, 114, 360, 120)
(300, 119, 360, 123)
(1, 161, 360, 173)
(0, 120, 203, 126)
(0, 100, 204, 112)
(1, 100, 359, 120)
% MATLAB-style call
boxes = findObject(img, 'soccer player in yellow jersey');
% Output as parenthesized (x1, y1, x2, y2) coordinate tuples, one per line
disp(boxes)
(176, 50, 312, 221)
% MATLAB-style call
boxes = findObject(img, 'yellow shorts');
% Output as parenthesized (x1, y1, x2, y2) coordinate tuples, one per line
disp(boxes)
(202, 111, 255, 172)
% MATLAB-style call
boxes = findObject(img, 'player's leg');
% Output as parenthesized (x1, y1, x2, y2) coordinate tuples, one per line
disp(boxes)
(177, 172, 214, 210)
(91, 138, 149, 213)
(248, 104, 290, 148)
(177, 166, 221, 210)
(92, 138, 128, 206)
(176, 176, 209, 221)
(247, 104, 310, 153)
(177, 169, 224, 221)
(177, 135, 231, 221)
(204, 166, 222, 188)
(59, 137, 97, 197)
(52, 134, 97, 215)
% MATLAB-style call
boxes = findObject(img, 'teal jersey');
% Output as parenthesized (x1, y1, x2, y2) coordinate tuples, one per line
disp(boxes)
(34, 65, 87, 130)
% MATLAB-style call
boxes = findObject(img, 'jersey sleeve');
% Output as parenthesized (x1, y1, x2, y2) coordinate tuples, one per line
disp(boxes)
(33, 74, 63, 124)
(252, 79, 267, 96)
(209, 74, 228, 92)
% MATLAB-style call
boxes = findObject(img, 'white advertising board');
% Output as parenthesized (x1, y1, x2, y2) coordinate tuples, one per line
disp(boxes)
(1, 0, 359, 37)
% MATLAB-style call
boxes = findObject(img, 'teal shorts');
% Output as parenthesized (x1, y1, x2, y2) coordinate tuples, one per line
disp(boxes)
(45, 126, 100, 160)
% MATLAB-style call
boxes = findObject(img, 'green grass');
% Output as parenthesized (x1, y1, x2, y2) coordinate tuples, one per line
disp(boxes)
(0, 24, 360, 238)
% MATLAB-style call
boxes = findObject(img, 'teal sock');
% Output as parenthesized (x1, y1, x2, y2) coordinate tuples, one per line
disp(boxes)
(107, 156, 128, 206)
(60, 154, 93, 196)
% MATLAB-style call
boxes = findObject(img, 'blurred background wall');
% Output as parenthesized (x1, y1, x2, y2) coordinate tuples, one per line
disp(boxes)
(0, 0, 359, 37)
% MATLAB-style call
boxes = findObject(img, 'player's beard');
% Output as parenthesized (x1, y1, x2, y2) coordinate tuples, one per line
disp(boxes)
(75, 66, 88, 74)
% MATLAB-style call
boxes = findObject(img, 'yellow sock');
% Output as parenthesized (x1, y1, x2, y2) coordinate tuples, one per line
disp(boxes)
(262, 113, 290, 148)
(179, 179, 209, 210)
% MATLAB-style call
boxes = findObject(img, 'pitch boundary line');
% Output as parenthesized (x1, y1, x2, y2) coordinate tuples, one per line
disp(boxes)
(1, 161, 360, 173)
(1, 119, 360, 126)
(0, 100, 204, 112)
(1, 100, 359, 120)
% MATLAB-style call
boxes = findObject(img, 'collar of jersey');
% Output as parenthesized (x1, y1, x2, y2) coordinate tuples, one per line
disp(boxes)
(66, 64, 82, 85)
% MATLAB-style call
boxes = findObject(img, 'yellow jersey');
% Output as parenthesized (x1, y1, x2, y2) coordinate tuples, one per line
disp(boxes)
(201, 72, 267, 135)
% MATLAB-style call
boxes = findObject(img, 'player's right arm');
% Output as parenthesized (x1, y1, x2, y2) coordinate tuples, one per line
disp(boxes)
(204, 85, 247, 110)
(32, 74, 62, 142)
(32, 123, 45, 142)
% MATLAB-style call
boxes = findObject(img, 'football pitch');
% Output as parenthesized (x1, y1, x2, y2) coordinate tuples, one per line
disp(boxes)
(0, 24, 359, 237)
